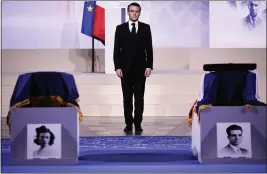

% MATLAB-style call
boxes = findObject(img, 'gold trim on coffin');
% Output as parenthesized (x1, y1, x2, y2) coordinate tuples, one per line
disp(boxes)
(53, 96, 83, 121)
(188, 104, 212, 127)
(7, 96, 83, 135)
(188, 104, 254, 127)
(244, 104, 253, 110)
(7, 99, 31, 127)
(188, 100, 197, 127)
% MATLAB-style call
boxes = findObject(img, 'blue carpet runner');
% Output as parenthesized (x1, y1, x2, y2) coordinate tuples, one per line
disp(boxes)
(1, 136, 191, 151)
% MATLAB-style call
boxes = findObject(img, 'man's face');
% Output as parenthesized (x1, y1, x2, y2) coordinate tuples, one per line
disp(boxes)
(39, 132, 50, 146)
(228, 130, 242, 146)
(128, 5, 141, 22)
(248, 1, 261, 17)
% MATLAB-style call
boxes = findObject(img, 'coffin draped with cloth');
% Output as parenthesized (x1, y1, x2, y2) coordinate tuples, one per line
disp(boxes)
(188, 63, 266, 156)
(6, 72, 83, 133)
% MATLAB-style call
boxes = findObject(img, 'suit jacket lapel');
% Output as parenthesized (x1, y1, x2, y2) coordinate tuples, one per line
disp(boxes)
(123, 23, 131, 36)
(136, 21, 141, 35)
(227, 144, 237, 153)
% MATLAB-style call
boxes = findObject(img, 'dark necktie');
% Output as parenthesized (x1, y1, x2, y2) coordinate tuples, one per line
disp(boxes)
(252, 17, 255, 28)
(131, 23, 136, 35)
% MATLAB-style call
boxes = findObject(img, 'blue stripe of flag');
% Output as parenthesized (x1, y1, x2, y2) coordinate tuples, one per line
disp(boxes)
(121, 8, 126, 24)
(81, 1, 96, 37)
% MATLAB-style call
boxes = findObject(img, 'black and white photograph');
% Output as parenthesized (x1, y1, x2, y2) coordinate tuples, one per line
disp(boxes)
(217, 123, 252, 158)
(27, 124, 62, 159)
(225, 0, 266, 31)
(242, 1, 264, 31)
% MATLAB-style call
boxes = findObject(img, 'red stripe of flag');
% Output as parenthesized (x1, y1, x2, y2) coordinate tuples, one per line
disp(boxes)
(93, 5, 105, 42)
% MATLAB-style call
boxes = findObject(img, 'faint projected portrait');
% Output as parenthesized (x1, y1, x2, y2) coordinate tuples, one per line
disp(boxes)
(27, 124, 62, 159)
(243, 1, 262, 30)
(210, 1, 265, 48)
(217, 123, 252, 158)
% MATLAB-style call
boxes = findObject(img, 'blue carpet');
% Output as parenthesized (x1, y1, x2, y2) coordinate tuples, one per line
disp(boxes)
(2, 136, 266, 173)
(1, 136, 191, 151)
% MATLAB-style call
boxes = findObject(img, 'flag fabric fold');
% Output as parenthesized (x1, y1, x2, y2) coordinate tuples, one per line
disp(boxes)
(81, 1, 105, 45)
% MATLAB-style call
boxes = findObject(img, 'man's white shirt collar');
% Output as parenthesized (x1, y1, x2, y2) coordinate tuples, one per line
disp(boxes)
(229, 144, 241, 154)
(128, 20, 138, 32)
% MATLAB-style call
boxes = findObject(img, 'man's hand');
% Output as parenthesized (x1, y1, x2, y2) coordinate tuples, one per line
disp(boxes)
(116, 69, 123, 78)
(144, 68, 152, 77)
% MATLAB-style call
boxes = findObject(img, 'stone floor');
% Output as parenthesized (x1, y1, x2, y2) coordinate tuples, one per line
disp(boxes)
(1, 116, 191, 138)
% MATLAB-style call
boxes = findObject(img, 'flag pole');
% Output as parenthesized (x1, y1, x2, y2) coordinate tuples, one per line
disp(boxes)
(91, 37, 95, 73)
(91, 1, 95, 73)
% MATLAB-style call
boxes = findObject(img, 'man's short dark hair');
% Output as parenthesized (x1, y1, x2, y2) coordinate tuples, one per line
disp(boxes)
(34, 125, 55, 146)
(127, 2, 141, 12)
(226, 124, 243, 136)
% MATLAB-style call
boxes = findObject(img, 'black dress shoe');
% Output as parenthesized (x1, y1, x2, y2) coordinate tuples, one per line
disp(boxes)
(124, 126, 133, 132)
(135, 127, 143, 132)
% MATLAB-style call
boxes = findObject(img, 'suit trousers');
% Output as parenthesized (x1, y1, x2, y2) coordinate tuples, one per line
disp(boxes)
(121, 65, 146, 127)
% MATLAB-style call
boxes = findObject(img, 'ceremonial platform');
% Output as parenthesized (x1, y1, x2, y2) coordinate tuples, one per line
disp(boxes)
(1, 0, 266, 171)
(1, 70, 203, 138)
(1, 69, 266, 173)
(2, 48, 266, 122)
(1, 70, 266, 138)
(1, 70, 204, 118)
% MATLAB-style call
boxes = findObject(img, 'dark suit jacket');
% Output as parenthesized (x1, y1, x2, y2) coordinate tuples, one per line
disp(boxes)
(220, 144, 248, 157)
(243, 15, 262, 30)
(113, 21, 153, 72)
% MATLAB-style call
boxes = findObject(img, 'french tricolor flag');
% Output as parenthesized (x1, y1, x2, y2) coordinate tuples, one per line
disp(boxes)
(120, 8, 127, 24)
(81, 1, 105, 44)
(82, 1, 127, 45)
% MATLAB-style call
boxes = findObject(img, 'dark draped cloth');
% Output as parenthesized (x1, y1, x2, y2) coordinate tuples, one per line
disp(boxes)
(188, 71, 266, 126)
(243, 72, 265, 105)
(7, 72, 83, 128)
(195, 71, 266, 114)
(195, 72, 217, 114)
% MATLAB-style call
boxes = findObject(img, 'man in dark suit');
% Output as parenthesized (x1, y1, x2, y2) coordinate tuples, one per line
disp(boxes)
(220, 124, 249, 158)
(243, 1, 262, 30)
(113, 2, 153, 133)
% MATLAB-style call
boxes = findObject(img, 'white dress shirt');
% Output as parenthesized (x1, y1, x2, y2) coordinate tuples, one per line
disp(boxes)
(128, 20, 138, 33)
(229, 144, 241, 156)
(249, 15, 261, 24)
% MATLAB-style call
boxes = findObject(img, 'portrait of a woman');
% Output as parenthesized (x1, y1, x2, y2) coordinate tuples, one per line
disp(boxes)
(33, 125, 56, 158)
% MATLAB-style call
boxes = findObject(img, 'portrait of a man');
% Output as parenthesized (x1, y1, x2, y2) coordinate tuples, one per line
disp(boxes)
(32, 125, 56, 158)
(220, 124, 249, 158)
(243, 1, 262, 30)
